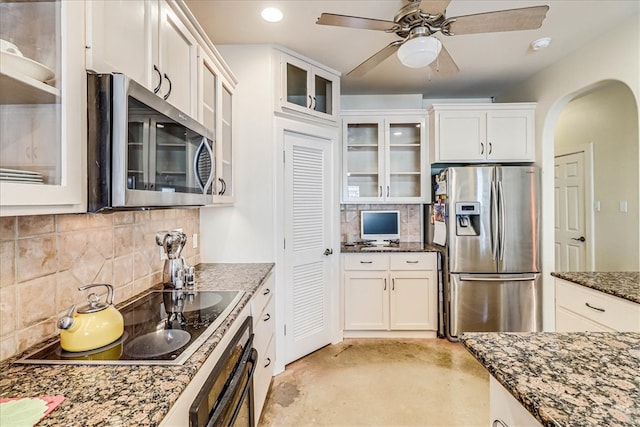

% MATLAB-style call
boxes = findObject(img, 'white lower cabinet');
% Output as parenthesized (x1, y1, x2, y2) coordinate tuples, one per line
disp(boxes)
(555, 278, 640, 332)
(490, 376, 541, 427)
(343, 253, 437, 335)
(251, 271, 275, 422)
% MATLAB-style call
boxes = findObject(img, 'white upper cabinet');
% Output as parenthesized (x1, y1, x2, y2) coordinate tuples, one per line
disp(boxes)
(274, 48, 340, 123)
(429, 103, 535, 163)
(86, 0, 197, 117)
(0, 0, 86, 216)
(342, 111, 429, 203)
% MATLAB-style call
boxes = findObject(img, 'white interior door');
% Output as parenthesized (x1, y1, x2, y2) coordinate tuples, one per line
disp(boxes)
(283, 130, 334, 364)
(554, 152, 586, 271)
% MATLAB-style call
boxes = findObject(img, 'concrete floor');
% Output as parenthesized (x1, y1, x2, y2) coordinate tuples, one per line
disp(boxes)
(258, 338, 489, 426)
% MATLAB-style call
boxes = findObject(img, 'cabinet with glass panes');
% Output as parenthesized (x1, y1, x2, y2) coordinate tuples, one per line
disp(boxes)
(342, 111, 429, 203)
(0, 0, 86, 215)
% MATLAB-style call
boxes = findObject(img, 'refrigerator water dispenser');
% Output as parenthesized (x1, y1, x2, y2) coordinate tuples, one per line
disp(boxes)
(455, 202, 480, 236)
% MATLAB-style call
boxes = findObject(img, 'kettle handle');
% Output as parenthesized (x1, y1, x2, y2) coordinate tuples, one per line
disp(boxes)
(78, 284, 115, 305)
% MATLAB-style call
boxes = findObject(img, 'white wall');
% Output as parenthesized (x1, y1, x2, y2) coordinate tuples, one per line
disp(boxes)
(199, 45, 276, 262)
(555, 82, 639, 271)
(497, 14, 640, 330)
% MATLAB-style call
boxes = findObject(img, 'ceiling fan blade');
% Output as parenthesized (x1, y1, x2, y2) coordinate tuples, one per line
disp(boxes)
(446, 5, 550, 35)
(347, 41, 402, 77)
(427, 42, 459, 78)
(419, 0, 452, 16)
(316, 13, 397, 32)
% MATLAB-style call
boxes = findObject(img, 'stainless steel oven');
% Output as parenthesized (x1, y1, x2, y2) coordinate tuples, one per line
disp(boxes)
(190, 316, 258, 427)
(87, 72, 214, 212)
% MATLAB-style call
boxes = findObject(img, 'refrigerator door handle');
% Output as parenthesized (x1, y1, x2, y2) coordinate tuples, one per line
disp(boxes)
(491, 179, 499, 261)
(459, 274, 538, 282)
(498, 180, 506, 261)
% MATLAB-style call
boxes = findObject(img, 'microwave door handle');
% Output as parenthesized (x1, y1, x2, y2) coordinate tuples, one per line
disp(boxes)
(193, 137, 213, 194)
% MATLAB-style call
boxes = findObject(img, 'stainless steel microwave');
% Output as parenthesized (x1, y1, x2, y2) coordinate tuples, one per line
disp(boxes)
(87, 72, 214, 212)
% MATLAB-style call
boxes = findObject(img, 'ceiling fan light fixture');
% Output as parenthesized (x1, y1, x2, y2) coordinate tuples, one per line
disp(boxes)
(397, 36, 442, 68)
(261, 7, 283, 23)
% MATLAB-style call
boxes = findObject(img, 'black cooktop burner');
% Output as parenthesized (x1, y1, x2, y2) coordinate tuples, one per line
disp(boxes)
(18, 289, 243, 365)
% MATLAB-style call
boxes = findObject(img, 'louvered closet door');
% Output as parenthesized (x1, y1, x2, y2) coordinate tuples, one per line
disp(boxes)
(284, 130, 333, 364)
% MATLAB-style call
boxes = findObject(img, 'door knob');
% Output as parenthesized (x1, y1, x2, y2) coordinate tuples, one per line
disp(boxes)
(323, 248, 333, 256)
(571, 236, 586, 242)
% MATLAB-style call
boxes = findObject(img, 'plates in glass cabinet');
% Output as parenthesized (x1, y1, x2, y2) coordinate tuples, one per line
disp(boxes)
(0, 168, 44, 183)
(0, 51, 55, 82)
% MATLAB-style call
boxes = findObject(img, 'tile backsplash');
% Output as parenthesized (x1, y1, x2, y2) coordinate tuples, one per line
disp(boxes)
(0, 209, 200, 361)
(341, 204, 423, 243)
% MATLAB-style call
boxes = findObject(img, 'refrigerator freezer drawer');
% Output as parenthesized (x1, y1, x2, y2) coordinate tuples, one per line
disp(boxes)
(448, 273, 542, 338)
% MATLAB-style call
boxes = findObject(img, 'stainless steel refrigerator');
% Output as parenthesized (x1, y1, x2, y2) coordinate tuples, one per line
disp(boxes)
(429, 165, 542, 340)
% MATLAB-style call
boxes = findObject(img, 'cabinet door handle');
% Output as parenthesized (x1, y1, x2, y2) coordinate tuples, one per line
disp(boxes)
(263, 313, 271, 322)
(386, 185, 390, 197)
(585, 302, 605, 312)
(488, 142, 492, 155)
(312, 96, 317, 110)
(163, 73, 172, 100)
(263, 288, 271, 296)
(480, 142, 485, 155)
(32, 147, 38, 160)
(219, 178, 227, 195)
(492, 420, 508, 427)
(153, 65, 162, 94)
(384, 278, 387, 291)
(308, 95, 312, 108)
(392, 278, 395, 290)
(406, 260, 419, 264)
(379, 185, 382, 197)
(359, 261, 373, 264)
(264, 357, 271, 368)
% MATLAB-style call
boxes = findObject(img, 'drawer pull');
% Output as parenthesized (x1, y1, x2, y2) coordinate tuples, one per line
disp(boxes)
(264, 357, 271, 368)
(585, 302, 605, 312)
(384, 278, 387, 291)
(360, 261, 373, 264)
(492, 420, 508, 427)
(263, 313, 271, 322)
(405, 260, 419, 264)
(263, 288, 271, 296)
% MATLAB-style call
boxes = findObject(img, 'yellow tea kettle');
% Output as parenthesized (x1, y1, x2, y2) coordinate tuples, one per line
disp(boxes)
(57, 284, 124, 352)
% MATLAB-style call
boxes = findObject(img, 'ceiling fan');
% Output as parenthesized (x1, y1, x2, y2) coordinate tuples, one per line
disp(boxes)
(316, 0, 549, 77)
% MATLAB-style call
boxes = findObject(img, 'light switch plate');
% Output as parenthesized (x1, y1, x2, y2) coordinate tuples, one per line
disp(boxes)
(619, 201, 628, 213)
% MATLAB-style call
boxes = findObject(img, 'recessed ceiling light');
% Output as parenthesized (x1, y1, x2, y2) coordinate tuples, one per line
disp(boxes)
(261, 7, 283, 23)
(530, 37, 551, 51)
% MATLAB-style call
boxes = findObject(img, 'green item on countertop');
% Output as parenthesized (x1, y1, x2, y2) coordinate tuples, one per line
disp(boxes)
(0, 397, 48, 427)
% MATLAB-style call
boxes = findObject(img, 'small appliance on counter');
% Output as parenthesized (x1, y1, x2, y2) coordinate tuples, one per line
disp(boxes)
(156, 229, 194, 289)
(57, 284, 124, 352)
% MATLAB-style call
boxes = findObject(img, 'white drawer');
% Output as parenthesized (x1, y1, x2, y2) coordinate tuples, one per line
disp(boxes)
(251, 270, 274, 320)
(254, 335, 275, 421)
(556, 279, 640, 332)
(253, 294, 275, 352)
(343, 254, 389, 270)
(389, 253, 436, 270)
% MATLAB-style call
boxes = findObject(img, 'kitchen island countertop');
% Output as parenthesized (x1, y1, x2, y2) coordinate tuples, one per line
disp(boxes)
(551, 271, 640, 304)
(0, 262, 274, 427)
(460, 331, 640, 427)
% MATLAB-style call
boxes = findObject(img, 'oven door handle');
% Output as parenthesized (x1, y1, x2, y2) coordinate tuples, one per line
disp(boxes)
(228, 348, 258, 426)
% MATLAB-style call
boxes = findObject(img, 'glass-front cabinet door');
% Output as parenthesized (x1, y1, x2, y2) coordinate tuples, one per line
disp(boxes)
(341, 113, 429, 204)
(386, 119, 426, 201)
(214, 84, 234, 203)
(279, 52, 339, 122)
(342, 118, 384, 202)
(0, 0, 85, 215)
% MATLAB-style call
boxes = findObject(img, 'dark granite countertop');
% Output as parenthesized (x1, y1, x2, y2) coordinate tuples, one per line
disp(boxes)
(551, 271, 640, 304)
(461, 332, 640, 427)
(0, 263, 274, 426)
(341, 242, 443, 253)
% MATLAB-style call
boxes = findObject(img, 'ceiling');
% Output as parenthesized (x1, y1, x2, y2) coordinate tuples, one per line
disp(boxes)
(185, 0, 639, 99)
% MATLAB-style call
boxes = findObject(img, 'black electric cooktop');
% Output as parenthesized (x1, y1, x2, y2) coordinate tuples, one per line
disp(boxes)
(18, 288, 244, 365)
